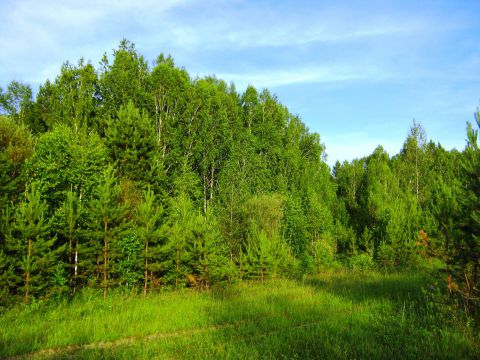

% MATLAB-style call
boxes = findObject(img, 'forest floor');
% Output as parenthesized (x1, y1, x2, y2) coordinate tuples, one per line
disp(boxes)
(1, 271, 478, 359)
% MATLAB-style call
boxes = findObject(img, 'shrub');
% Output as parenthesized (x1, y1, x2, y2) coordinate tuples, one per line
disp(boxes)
(377, 242, 396, 271)
(349, 253, 375, 272)
(306, 234, 338, 272)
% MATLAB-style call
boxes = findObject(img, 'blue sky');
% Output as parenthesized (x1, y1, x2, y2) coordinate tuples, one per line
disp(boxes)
(1, 0, 479, 165)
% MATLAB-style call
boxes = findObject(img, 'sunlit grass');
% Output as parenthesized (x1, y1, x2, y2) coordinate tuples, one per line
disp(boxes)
(1, 271, 478, 359)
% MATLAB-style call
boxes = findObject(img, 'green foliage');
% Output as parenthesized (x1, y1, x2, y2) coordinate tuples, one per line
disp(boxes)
(51, 263, 69, 298)
(0, 247, 16, 306)
(189, 209, 235, 286)
(90, 165, 127, 298)
(349, 253, 375, 272)
(99, 39, 152, 119)
(241, 225, 298, 280)
(377, 242, 397, 272)
(1, 40, 479, 329)
(242, 193, 284, 238)
(3, 183, 62, 303)
(398, 121, 428, 203)
(306, 233, 338, 272)
(105, 101, 162, 186)
(114, 231, 143, 288)
(385, 195, 422, 266)
(236, 193, 302, 279)
(26, 125, 108, 210)
(34, 59, 99, 130)
(453, 114, 480, 317)
(283, 195, 309, 256)
(162, 194, 233, 288)
(137, 186, 163, 293)
(55, 190, 83, 292)
(0, 81, 34, 126)
(0, 116, 34, 214)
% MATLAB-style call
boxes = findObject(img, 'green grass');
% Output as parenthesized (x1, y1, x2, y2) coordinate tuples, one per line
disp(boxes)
(1, 271, 478, 359)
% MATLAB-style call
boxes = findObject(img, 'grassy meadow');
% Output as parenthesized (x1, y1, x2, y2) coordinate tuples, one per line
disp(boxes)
(1, 271, 478, 359)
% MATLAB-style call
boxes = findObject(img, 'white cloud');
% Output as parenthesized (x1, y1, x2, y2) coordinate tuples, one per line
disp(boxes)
(0, 0, 456, 89)
(213, 63, 395, 90)
(0, 0, 477, 163)
(0, 0, 193, 86)
(138, 5, 433, 53)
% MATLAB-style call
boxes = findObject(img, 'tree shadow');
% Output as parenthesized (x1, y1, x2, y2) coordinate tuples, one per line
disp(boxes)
(304, 272, 428, 305)
(199, 277, 476, 359)
(6, 275, 476, 359)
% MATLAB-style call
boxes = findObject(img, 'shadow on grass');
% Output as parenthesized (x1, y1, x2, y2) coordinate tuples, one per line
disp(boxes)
(304, 272, 429, 304)
(7, 274, 478, 359)
(197, 274, 476, 360)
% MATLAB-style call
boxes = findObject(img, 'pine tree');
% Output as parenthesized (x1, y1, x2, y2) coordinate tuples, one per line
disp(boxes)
(457, 114, 480, 307)
(58, 190, 82, 292)
(137, 186, 163, 295)
(242, 225, 295, 281)
(5, 183, 60, 303)
(163, 193, 193, 288)
(105, 101, 161, 186)
(189, 209, 233, 287)
(91, 165, 125, 299)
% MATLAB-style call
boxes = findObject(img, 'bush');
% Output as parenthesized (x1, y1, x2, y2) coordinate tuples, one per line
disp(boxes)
(306, 234, 338, 272)
(241, 225, 298, 281)
(377, 242, 396, 271)
(349, 253, 375, 272)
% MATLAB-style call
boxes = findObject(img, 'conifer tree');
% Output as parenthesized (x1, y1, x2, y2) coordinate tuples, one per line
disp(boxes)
(457, 114, 480, 304)
(242, 225, 295, 281)
(105, 101, 161, 186)
(58, 190, 82, 291)
(5, 183, 60, 303)
(91, 165, 125, 299)
(189, 209, 233, 287)
(137, 186, 163, 295)
(163, 193, 194, 288)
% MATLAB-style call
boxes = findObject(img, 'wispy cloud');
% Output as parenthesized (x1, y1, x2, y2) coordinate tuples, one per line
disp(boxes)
(0, 0, 193, 85)
(0, 0, 478, 166)
(215, 63, 395, 90)
(136, 3, 436, 54)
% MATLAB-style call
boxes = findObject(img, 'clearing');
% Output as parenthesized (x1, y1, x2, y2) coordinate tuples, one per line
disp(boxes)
(1, 272, 478, 359)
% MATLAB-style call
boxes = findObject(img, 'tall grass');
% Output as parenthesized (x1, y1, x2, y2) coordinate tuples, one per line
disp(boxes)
(1, 271, 478, 359)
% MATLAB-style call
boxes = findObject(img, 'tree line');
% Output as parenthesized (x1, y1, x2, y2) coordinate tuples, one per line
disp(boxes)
(0, 40, 478, 318)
